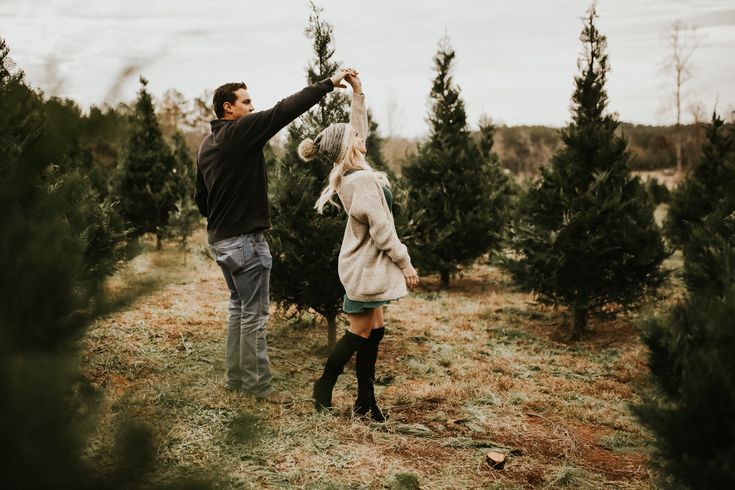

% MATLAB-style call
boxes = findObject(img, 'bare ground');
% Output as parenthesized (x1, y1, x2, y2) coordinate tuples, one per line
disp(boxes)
(81, 233, 668, 489)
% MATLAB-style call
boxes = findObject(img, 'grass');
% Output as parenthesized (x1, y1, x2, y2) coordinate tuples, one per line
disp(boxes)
(79, 230, 678, 488)
(544, 465, 602, 488)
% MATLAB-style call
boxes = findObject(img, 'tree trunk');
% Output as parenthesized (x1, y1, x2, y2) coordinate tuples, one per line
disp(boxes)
(156, 232, 162, 251)
(440, 269, 450, 289)
(675, 58, 682, 175)
(327, 314, 337, 352)
(675, 123, 683, 175)
(571, 306, 588, 341)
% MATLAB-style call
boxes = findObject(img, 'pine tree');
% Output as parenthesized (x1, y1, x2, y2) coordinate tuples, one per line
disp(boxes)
(83, 104, 132, 199)
(365, 109, 392, 176)
(402, 37, 512, 288)
(635, 117, 735, 486)
(166, 130, 201, 263)
(116, 77, 178, 250)
(634, 248, 735, 489)
(666, 114, 734, 249)
(0, 39, 161, 489)
(38, 97, 132, 281)
(505, 4, 667, 340)
(666, 113, 735, 294)
(269, 3, 378, 349)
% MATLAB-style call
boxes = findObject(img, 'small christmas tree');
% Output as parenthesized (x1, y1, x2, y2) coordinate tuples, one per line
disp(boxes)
(166, 131, 201, 263)
(666, 113, 735, 294)
(402, 37, 512, 287)
(635, 248, 735, 489)
(505, 4, 667, 339)
(269, 3, 387, 349)
(635, 112, 735, 490)
(116, 77, 178, 250)
(365, 109, 392, 177)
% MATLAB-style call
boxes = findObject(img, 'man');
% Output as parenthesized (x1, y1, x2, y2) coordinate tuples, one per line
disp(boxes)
(196, 68, 355, 403)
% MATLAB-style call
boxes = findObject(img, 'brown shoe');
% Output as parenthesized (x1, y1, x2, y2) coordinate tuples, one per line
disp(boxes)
(223, 382, 241, 392)
(255, 391, 294, 405)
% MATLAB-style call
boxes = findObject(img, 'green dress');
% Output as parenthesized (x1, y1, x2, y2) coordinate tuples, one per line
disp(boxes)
(343, 185, 397, 314)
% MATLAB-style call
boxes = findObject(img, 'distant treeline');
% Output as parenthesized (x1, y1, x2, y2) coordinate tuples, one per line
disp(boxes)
(50, 96, 708, 180)
(377, 123, 709, 174)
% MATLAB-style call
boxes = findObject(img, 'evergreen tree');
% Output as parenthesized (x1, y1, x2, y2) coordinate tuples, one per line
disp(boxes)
(82, 104, 132, 198)
(682, 205, 735, 298)
(263, 138, 280, 177)
(478, 116, 522, 231)
(0, 38, 167, 489)
(504, 5, 667, 339)
(166, 130, 201, 263)
(269, 3, 349, 349)
(666, 114, 734, 249)
(644, 177, 670, 206)
(402, 37, 512, 287)
(365, 109, 392, 176)
(39, 97, 132, 279)
(634, 114, 735, 490)
(156, 90, 202, 258)
(269, 3, 390, 349)
(635, 249, 735, 489)
(478, 116, 500, 164)
(666, 113, 735, 294)
(116, 77, 178, 250)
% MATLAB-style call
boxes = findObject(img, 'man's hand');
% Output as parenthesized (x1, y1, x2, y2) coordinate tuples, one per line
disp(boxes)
(402, 263, 420, 291)
(330, 67, 357, 89)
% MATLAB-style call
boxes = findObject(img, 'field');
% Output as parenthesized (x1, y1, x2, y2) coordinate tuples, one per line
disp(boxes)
(79, 225, 679, 489)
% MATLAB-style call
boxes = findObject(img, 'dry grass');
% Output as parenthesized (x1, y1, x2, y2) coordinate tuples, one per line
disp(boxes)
(81, 231, 676, 489)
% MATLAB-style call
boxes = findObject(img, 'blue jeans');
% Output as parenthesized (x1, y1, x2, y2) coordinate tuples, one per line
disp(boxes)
(209, 232, 273, 396)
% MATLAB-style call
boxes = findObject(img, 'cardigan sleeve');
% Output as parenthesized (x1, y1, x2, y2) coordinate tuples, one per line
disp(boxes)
(349, 92, 368, 140)
(349, 175, 411, 269)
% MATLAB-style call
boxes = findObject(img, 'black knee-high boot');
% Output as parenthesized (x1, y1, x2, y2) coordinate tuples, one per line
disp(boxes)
(313, 330, 367, 410)
(354, 327, 387, 422)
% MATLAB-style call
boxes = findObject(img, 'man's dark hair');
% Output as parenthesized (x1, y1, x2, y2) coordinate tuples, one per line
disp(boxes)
(213, 82, 247, 118)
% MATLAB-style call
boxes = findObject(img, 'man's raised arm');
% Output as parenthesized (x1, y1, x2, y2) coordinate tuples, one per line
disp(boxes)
(231, 68, 355, 148)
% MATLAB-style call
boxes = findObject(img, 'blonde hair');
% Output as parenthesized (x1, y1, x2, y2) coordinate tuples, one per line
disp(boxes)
(315, 132, 389, 214)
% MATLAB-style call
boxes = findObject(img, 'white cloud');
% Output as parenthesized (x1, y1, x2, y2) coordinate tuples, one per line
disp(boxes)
(1, 0, 733, 135)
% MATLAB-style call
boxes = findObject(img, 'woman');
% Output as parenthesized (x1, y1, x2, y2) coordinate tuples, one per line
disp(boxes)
(298, 72, 419, 422)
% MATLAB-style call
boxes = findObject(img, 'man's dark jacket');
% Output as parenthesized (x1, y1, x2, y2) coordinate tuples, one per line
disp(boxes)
(196, 79, 334, 243)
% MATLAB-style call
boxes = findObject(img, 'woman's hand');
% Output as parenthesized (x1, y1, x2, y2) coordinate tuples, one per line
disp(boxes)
(330, 67, 357, 89)
(402, 263, 419, 291)
(344, 71, 362, 93)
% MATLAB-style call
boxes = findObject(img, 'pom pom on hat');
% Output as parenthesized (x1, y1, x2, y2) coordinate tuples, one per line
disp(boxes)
(297, 138, 319, 162)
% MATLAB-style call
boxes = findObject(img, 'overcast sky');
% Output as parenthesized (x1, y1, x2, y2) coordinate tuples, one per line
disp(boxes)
(1, 0, 734, 136)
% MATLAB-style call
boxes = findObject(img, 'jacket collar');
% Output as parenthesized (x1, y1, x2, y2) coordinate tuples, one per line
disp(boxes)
(210, 119, 231, 132)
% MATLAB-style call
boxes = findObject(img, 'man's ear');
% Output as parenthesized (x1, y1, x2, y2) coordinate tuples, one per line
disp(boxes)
(223, 101, 233, 114)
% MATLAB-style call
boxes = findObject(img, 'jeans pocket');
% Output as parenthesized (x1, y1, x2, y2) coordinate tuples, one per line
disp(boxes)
(252, 241, 272, 269)
(212, 240, 247, 275)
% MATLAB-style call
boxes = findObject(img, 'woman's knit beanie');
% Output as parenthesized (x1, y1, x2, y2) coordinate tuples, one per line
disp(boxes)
(297, 122, 352, 163)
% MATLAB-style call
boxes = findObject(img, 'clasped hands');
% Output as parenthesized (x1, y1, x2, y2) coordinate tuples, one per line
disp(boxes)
(330, 67, 362, 93)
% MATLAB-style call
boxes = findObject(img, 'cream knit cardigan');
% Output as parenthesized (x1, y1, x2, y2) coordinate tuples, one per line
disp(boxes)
(336, 92, 412, 302)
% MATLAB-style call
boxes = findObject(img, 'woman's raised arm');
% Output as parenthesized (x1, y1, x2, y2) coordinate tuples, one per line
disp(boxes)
(346, 73, 368, 140)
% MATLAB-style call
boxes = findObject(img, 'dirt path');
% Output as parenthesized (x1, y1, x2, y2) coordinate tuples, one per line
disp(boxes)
(82, 238, 655, 489)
